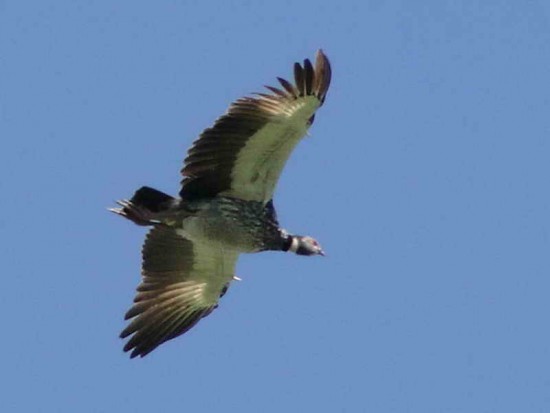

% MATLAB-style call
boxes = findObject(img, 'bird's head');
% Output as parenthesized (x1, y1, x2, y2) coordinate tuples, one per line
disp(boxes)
(288, 235, 325, 257)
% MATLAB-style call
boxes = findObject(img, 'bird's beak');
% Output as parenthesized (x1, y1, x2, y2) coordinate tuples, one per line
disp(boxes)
(318, 249, 326, 257)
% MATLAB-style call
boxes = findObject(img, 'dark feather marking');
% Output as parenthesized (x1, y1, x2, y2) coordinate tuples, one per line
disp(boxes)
(294, 62, 304, 96)
(127, 308, 209, 358)
(277, 77, 297, 97)
(264, 85, 288, 97)
(304, 59, 314, 95)
(183, 163, 234, 177)
(185, 151, 240, 164)
(314, 50, 331, 103)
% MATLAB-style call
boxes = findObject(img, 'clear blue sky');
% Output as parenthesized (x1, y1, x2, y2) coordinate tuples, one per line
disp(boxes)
(2, 1, 549, 412)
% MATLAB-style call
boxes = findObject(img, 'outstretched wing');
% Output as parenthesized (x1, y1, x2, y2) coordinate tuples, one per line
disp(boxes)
(180, 50, 331, 202)
(120, 226, 238, 358)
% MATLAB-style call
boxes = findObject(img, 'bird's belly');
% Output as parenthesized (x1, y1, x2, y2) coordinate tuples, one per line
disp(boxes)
(176, 215, 260, 253)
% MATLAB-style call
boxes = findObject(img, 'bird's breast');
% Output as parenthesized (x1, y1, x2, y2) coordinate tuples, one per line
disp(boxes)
(175, 197, 279, 253)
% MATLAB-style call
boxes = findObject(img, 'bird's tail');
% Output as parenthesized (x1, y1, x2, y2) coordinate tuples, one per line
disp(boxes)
(109, 186, 175, 226)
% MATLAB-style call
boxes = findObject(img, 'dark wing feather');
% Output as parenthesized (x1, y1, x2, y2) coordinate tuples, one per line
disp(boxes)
(180, 50, 331, 202)
(277, 76, 298, 97)
(303, 59, 314, 95)
(120, 226, 238, 358)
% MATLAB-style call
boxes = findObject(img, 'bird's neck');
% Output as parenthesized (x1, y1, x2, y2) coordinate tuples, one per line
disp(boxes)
(281, 233, 299, 253)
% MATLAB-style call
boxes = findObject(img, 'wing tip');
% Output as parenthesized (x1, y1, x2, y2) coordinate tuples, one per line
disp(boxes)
(263, 50, 332, 104)
(313, 49, 331, 103)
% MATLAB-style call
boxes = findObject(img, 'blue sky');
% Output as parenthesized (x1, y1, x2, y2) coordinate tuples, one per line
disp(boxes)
(2, 1, 550, 411)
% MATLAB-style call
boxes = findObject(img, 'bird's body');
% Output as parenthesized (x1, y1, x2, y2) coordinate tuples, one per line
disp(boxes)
(111, 50, 331, 358)
(175, 197, 285, 253)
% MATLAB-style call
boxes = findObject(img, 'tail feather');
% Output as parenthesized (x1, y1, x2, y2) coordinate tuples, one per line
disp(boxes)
(110, 186, 175, 226)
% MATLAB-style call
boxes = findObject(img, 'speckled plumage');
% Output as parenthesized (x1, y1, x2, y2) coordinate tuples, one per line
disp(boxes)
(172, 197, 287, 253)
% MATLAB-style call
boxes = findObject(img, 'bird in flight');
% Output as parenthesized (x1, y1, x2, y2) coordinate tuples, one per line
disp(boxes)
(110, 50, 332, 358)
